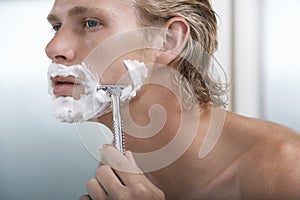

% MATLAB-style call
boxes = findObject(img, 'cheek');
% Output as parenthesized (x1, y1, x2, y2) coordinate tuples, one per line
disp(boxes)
(83, 38, 105, 60)
(98, 51, 146, 85)
(99, 60, 128, 85)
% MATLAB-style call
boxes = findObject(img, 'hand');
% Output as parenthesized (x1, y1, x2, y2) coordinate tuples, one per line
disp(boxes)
(80, 145, 165, 200)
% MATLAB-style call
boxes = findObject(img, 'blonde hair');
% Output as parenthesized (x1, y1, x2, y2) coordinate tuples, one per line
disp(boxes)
(131, 0, 229, 107)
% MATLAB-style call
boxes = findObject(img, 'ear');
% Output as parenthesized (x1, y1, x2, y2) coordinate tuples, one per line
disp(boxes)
(155, 17, 190, 65)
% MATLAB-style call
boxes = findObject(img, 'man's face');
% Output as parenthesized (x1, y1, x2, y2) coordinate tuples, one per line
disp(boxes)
(45, 0, 142, 97)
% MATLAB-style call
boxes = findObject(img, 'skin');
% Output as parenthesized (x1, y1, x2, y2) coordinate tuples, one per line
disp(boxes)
(46, 0, 300, 199)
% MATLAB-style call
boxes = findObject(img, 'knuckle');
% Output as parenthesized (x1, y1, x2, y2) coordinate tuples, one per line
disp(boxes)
(120, 193, 133, 200)
(111, 157, 129, 172)
(133, 183, 149, 196)
(157, 189, 166, 199)
(85, 178, 97, 189)
(115, 157, 127, 167)
(95, 165, 110, 178)
(132, 183, 165, 200)
(113, 188, 132, 200)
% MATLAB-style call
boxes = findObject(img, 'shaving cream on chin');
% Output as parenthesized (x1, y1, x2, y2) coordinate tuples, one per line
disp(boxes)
(47, 60, 148, 123)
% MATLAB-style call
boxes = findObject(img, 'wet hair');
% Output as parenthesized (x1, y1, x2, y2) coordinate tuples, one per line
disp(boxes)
(131, 0, 229, 108)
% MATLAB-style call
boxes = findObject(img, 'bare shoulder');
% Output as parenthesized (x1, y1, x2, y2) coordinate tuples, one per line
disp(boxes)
(232, 114, 300, 199)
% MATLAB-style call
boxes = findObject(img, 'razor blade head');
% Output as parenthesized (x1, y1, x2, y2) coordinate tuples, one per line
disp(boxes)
(97, 85, 127, 96)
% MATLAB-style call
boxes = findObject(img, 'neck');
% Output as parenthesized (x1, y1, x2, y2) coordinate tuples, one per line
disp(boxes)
(132, 102, 216, 199)
(98, 65, 192, 152)
(96, 69, 229, 199)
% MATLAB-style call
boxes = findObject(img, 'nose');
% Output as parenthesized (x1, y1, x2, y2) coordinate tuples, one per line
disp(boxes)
(45, 28, 76, 65)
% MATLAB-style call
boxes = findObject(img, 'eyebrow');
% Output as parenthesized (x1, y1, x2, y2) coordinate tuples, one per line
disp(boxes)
(47, 14, 59, 23)
(68, 6, 91, 17)
(47, 6, 113, 23)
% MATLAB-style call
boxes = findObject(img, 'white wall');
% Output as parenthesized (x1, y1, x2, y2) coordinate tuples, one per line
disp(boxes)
(212, 0, 234, 110)
(230, 0, 300, 131)
(262, 0, 300, 131)
(233, 0, 263, 118)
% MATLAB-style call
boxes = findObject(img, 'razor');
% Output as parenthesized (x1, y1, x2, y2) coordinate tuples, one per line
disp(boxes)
(97, 85, 126, 155)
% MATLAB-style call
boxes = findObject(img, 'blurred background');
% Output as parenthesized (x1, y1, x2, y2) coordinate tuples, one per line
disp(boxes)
(0, 0, 299, 199)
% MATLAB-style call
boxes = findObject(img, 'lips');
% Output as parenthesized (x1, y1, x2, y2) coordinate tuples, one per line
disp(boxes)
(51, 76, 83, 97)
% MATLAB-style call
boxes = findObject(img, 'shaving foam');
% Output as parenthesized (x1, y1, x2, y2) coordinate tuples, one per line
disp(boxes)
(47, 60, 148, 123)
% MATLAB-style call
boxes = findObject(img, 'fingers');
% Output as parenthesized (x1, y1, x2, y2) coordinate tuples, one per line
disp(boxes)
(83, 145, 166, 200)
(100, 145, 144, 186)
(86, 178, 108, 200)
(85, 163, 126, 199)
(125, 150, 142, 171)
(100, 145, 141, 173)
(100, 145, 132, 172)
(95, 165, 124, 194)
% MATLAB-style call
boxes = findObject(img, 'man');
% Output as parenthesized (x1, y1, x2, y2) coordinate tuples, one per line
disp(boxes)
(45, 0, 300, 199)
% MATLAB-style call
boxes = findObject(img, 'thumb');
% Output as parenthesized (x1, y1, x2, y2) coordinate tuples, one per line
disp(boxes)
(125, 151, 142, 173)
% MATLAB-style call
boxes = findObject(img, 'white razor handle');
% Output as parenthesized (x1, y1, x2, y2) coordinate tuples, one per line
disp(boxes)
(97, 85, 126, 154)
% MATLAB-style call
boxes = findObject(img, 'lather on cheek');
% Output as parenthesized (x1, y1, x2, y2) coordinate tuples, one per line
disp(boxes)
(47, 60, 148, 123)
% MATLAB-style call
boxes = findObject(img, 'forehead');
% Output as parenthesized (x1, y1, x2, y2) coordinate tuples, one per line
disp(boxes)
(51, 0, 131, 9)
(49, 0, 135, 20)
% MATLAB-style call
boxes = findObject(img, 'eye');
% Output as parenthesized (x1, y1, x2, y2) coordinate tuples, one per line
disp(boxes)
(85, 19, 101, 28)
(52, 24, 62, 32)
